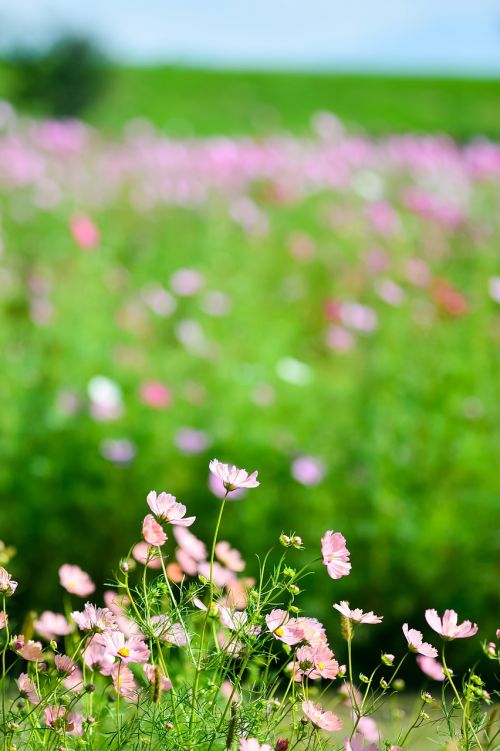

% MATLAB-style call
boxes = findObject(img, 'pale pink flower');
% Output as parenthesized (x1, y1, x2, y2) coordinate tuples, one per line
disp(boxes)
(111, 663, 137, 700)
(198, 561, 236, 588)
(144, 663, 172, 691)
(146, 491, 195, 526)
(209, 471, 247, 499)
(13, 636, 44, 661)
(66, 711, 83, 736)
(326, 325, 355, 353)
(425, 609, 478, 639)
(63, 666, 84, 691)
(17, 673, 39, 704)
(176, 548, 198, 576)
(70, 214, 99, 250)
(219, 605, 248, 632)
(34, 611, 74, 641)
(83, 636, 115, 673)
(321, 531, 351, 580)
(142, 514, 167, 546)
(221, 680, 239, 702)
(215, 541, 245, 572)
(402, 624, 437, 657)
(102, 631, 150, 664)
(209, 459, 259, 492)
(173, 526, 207, 561)
(344, 734, 380, 751)
(333, 602, 383, 624)
(44, 705, 66, 729)
(71, 602, 117, 633)
(356, 715, 379, 743)
(266, 609, 304, 645)
(175, 427, 210, 455)
(132, 542, 163, 569)
(139, 381, 172, 409)
(295, 644, 339, 681)
(59, 564, 95, 597)
(0, 567, 17, 596)
(416, 655, 445, 681)
(239, 739, 273, 751)
(302, 700, 343, 732)
(291, 455, 326, 486)
(0, 612, 7, 629)
(170, 268, 204, 296)
(294, 617, 328, 646)
(150, 615, 188, 647)
(488, 276, 500, 303)
(54, 654, 76, 674)
(496, 629, 500, 639)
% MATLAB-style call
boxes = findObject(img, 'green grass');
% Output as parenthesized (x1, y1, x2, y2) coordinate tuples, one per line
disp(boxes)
(1, 62, 500, 138)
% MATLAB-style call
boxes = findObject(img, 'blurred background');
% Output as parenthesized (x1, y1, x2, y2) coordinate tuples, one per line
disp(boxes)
(0, 0, 499, 672)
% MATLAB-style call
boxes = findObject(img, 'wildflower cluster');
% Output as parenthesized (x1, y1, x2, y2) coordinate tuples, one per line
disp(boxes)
(0, 460, 497, 750)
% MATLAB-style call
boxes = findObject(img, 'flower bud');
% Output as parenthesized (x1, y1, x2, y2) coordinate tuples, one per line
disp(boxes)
(381, 653, 395, 666)
(380, 678, 389, 689)
(419, 711, 430, 720)
(359, 673, 369, 684)
(120, 559, 130, 573)
(485, 642, 496, 658)
(283, 567, 296, 578)
(421, 691, 433, 704)
(279, 534, 291, 547)
(165, 722, 173, 730)
(49, 640, 58, 652)
(85, 683, 95, 693)
(198, 575, 208, 585)
(275, 740, 289, 751)
(287, 585, 300, 595)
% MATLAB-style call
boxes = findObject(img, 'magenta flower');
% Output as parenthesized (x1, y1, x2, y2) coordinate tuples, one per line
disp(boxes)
(71, 602, 117, 633)
(416, 655, 446, 681)
(101, 631, 150, 664)
(302, 700, 343, 732)
(34, 611, 74, 641)
(17, 673, 40, 704)
(209, 459, 259, 492)
(425, 609, 478, 640)
(146, 491, 195, 527)
(266, 609, 304, 645)
(142, 514, 167, 546)
(321, 531, 351, 580)
(58, 564, 95, 597)
(333, 602, 383, 625)
(0, 566, 18, 596)
(402, 624, 437, 657)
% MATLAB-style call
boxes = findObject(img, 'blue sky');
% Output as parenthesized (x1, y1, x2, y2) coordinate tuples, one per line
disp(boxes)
(1, 0, 499, 74)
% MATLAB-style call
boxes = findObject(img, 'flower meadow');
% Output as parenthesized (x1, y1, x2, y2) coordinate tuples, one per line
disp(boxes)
(0, 98, 499, 669)
(1, 459, 498, 750)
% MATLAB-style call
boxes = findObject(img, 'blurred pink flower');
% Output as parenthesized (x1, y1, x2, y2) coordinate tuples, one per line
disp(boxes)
(132, 542, 163, 569)
(17, 673, 40, 704)
(139, 381, 172, 409)
(173, 526, 207, 561)
(34, 611, 74, 641)
(302, 700, 342, 732)
(321, 531, 351, 580)
(144, 663, 172, 691)
(345, 734, 380, 751)
(292, 455, 326, 486)
(0, 567, 17, 596)
(44, 705, 66, 729)
(326, 325, 355, 353)
(59, 564, 95, 597)
(425, 609, 478, 639)
(402, 624, 437, 657)
(100, 438, 136, 465)
(209, 459, 259, 492)
(356, 716, 379, 743)
(70, 214, 100, 250)
(175, 427, 210, 455)
(170, 268, 204, 296)
(416, 655, 445, 681)
(239, 739, 273, 751)
(488, 276, 500, 303)
(71, 603, 117, 633)
(266, 609, 303, 645)
(198, 561, 236, 588)
(333, 602, 383, 625)
(0, 612, 7, 629)
(150, 615, 188, 646)
(13, 636, 44, 661)
(146, 491, 195, 526)
(54, 654, 76, 674)
(215, 541, 245, 572)
(142, 514, 167, 546)
(340, 302, 378, 333)
(111, 663, 137, 700)
(365, 201, 399, 236)
(375, 279, 405, 307)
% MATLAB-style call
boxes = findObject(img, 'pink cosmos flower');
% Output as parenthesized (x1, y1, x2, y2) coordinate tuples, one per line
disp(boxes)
(34, 611, 74, 641)
(0, 612, 7, 629)
(175, 427, 210, 455)
(321, 531, 351, 580)
(150, 615, 188, 646)
(416, 655, 446, 681)
(215, 541, 245, 572)
(209, 471, 247, 500)
(302, 700, 343, 732)
(139, 381, 172, 409)
(63, 666, 84, 692)
(356, 716, 379, 743)
(102, 631, 150, 664)
(83, 636, 115, 674)
(294, 617, 328, 647)
(344, 735, 380, 751)
(44, 705, 66, 729)
(333, 602, 383, 624)
(54, 654, 76, 674)
(209, 459, 259, 492)
(111, 663, 137, 700)
(425, 609, 478, 640)
(219, 605, 248, 632)
(142, 514, 167, 546)
(173, 526, 207, 561)
(402, 624, 437, 657)
(71, 602, 117, 633)
(132, 542, 163, 569)
(17, 673, 40, 704)
(59, 564, 95, 597)
(70, 214, 100, 250)
(239, 740, 273, 751)
(221, 680, 240, 703)
(291, 455, 326, 486)
(170, 268, 204, 296)
(295, 644, 339, 681)
(13, 636, 44, 661)
(144, 663, 172, 691)
(0, 567, 18, 596)
(146, 491, 195, 526)
(176, 548, 198, 576)
(266, 609, 304, 645)
(198, 561, 236, 588)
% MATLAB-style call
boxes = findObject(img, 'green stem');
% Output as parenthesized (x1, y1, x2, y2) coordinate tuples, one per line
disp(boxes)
(442, 643, 483, 751)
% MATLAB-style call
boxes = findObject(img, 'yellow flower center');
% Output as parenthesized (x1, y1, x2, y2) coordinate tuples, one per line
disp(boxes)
(317, 662, 325, 670)
(117, 647, 130, 658)
(274, 627, 285, 637)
